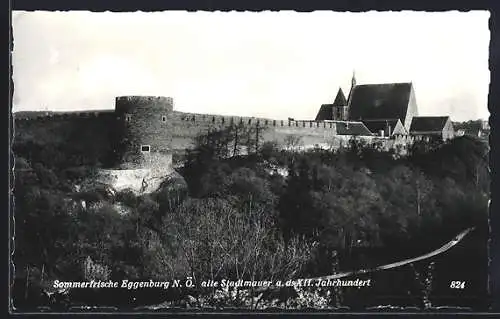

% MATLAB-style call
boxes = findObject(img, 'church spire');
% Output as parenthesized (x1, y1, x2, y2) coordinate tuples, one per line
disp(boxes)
(332, 87, 348, 120)
(333, 88, 347, 106)
(347, 69, 357, 110)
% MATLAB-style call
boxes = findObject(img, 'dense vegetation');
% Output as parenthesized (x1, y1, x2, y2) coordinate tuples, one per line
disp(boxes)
(12, 124, 489, 311)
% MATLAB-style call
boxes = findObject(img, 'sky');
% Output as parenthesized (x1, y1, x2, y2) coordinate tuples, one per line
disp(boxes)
(12, 10, 490, 121)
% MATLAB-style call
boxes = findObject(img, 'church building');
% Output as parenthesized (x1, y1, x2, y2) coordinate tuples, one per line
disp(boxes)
(315, 72, 455, 141)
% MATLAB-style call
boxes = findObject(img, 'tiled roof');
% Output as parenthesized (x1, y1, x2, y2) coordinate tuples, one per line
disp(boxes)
(362, 119, 400, 134)
(315, 104, 334, 121)
(332, 121, 374, 136)
(315, 88, 347, 121)
(410, 116, 449, 133)
(453, 121, 488, 137)
(348, 83, 413, 123)
(465, 127, 481, 136)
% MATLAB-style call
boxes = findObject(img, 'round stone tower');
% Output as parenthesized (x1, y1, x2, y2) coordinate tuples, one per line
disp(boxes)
(114, 96, 174, 171)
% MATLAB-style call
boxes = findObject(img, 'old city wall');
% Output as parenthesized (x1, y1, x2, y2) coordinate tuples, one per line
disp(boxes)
(14, 96, 415, 173)
(263, 121, 338, 148)
(13, 111, 120, 168)
(170, 111, 340, 151)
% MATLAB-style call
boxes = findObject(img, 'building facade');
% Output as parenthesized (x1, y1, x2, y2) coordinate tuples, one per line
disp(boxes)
(315, 73, 455, 141)
(410, 116, 455, 141)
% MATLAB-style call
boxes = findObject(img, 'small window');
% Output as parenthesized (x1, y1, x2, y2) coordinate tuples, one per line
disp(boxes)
(141, 145, 151, 152)
(161, 115, 167, 122)
(125, 114, 132, 122)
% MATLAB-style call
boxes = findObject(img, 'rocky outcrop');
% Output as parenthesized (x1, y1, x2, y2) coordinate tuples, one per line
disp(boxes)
(91, 167, 176, 195)
(74, 168, 188, 212)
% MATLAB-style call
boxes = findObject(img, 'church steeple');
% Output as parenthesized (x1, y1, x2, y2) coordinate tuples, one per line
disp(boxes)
(332, 88, 347, 121)
(333, 88, 347, 106)
(346, 69, 357, 114)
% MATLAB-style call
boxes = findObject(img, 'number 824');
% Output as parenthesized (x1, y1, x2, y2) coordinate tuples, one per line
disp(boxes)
(450, 281, 465, 289)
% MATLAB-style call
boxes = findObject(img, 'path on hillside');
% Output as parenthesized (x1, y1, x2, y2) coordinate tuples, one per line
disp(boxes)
(312, 227, 475, 281)
(252, 227, 475, 292)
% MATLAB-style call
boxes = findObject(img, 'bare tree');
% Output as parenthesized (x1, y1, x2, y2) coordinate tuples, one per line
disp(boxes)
(284, 135, 303, 152)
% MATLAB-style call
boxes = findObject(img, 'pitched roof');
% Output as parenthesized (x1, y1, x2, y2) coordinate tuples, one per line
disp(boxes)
(348, 83, 413, 123)
(465, 127, 481, 137)
(453, 120, 488, 137)
(461, 126, 487, 138)
(410, 116, 450, 132)
(315, 104, 334, 121)
(362, 119, 401, 134)
(331, 121, 373, 136)
(333, 88, 347, 106)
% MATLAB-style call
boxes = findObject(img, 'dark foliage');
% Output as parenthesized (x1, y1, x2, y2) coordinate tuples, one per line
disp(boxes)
(11, 126, 489, 310)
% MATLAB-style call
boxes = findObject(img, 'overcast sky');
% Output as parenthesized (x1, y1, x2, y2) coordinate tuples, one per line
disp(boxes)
(12, 10, 490, 121)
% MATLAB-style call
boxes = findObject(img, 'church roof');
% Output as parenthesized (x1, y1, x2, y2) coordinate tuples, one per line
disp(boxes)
(362, 119, 401, 134)
(334, 121, 373, 136)
(348, 83, 413, 123)
(333, 88, 347, 106)
(315, 104, 334, 121)
(410, 116, 450, 133)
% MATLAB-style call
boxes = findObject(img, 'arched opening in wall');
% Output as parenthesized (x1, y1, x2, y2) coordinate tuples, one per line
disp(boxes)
(141, 145, 151, 153)
(125, 114, 132, 122)
(162, 115, 167, 122)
